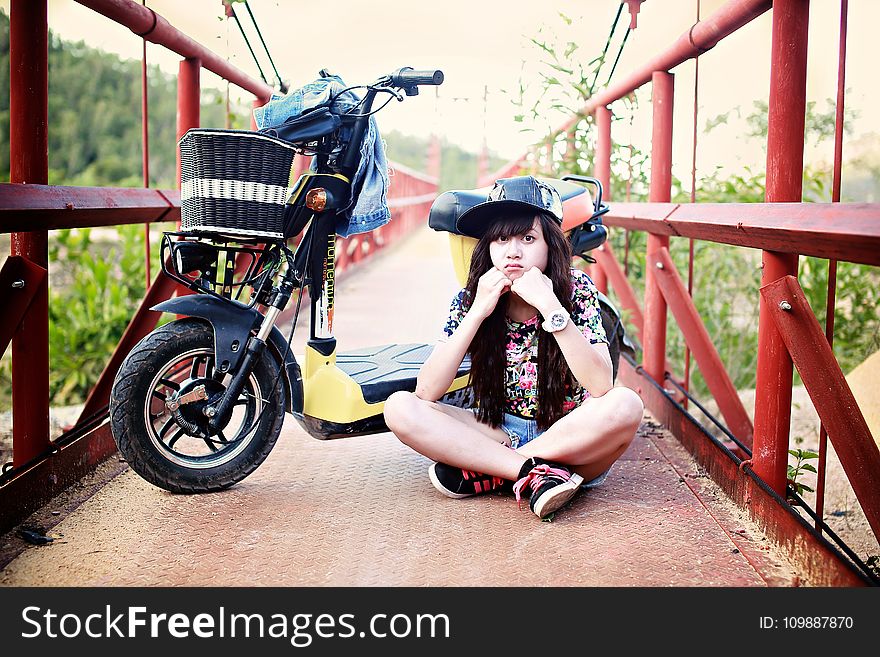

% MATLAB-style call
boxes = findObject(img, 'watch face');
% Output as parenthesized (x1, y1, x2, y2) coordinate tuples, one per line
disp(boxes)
(551, 312, 566, 329)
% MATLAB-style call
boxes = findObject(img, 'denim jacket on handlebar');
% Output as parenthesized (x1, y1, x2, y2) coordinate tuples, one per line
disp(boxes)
(253, 75, 391, 238)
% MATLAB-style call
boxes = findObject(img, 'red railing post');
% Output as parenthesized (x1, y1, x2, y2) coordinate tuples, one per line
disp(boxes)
(762, 275, 880, 541)
(752, 0, 810, 494)
(594, 107, 612, 194)
(251, 97, 261, 131)
(642, 71, 674, 381)
(9, 0, 51, 467)
(176, 57, 201, 187)
(592, 106, 612, 294)
(477, 141, 488, 185)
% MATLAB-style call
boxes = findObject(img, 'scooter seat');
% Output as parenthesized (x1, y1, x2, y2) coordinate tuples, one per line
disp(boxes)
(428, 177, 589, 236)
(336, 343, 470, 404)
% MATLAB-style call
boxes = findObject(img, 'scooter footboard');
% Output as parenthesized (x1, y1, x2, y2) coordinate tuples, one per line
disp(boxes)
(297, 342, 470, 439)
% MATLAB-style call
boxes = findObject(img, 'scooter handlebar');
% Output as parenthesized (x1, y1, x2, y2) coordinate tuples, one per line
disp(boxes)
(390, 67, 444, 87)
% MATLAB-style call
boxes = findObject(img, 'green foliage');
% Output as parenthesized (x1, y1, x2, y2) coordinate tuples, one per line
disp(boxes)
(46, 226, 160, 405)
(704, 100, 856, 203)
(736, 99, 858, 143)
(506, 12, 652, 201)
(0, 225, 162, 409)
(841, 133, 880, 202)
(787, 448, 819, 498)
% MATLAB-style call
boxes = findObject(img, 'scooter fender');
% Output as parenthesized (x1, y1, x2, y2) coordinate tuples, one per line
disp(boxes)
(151, 295, 302, 414)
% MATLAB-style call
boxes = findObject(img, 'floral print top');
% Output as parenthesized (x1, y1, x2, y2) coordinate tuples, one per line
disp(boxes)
(441, 268, 608, 419)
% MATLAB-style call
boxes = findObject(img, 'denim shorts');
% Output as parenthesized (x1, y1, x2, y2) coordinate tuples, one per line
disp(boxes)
(500, 412, 612, 490)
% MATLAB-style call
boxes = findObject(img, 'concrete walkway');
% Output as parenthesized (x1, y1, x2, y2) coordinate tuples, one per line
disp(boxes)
(0, 226, 801, 586)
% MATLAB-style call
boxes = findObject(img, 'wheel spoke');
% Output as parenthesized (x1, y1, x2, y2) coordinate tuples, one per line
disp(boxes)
(165, 361, 191, 380)
(202, 436, 219, 452)
(167, 428, 185, 449)
(158, 415, 177, 439)
(216, 430, 229, 444)
(160, 359, 199, 388)
(189, 356, 202, 379)
(152, 390, 167, 403)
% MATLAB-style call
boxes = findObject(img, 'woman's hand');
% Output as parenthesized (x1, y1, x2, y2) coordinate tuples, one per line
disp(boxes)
(510, 267, 561, 315)
(470, 267, 512, 320)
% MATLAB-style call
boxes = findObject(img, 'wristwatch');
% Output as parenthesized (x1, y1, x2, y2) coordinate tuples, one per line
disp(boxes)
(541, 308, 569, 333)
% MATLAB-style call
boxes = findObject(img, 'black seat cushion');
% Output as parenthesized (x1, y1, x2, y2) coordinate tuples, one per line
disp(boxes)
(428, 177, 588, 235)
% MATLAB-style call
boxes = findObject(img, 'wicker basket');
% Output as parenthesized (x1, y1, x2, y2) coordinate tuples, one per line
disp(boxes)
(179, 129, 298, 239)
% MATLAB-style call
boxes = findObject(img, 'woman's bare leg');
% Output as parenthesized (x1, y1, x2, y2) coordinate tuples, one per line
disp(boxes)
(517, 386, 644, 482)
(384, 391, 527, 480)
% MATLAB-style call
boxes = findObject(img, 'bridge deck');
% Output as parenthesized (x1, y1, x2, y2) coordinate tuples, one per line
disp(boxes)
(0, 226, 799, 586)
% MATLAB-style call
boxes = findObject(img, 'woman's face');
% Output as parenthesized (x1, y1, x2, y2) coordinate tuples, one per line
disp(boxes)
(488, 216, 548, 280)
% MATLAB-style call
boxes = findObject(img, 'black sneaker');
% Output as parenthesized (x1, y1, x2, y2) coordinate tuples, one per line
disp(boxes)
(428, 462, 509, 498)
(512, 457, 584, 518)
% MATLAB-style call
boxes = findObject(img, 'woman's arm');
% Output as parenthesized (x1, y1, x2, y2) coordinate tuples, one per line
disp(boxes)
(415, 268, 512, 401)
(415, 311, 483, 401)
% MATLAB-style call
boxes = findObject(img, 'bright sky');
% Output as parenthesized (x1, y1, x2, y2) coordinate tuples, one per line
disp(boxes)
(4, 1, 879, 181)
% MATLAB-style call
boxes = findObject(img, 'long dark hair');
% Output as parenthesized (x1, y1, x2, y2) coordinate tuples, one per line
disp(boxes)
(464, 210, 574, 431)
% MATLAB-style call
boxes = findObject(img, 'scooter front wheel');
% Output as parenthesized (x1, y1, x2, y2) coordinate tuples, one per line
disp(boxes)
(109, 318, 285, 493)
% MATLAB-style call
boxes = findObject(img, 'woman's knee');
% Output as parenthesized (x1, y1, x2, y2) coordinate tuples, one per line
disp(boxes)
(383, 390, 422, 436)
(616, 386, 644, 423)
(601, 387, 644, 435)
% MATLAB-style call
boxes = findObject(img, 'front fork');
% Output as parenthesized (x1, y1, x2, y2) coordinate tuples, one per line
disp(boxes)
(204, 212, 337, 433)
(205, 268, 296, 433)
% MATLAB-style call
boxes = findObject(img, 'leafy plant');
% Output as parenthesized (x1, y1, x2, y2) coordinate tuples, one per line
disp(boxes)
(503, 11, 651, 198)
(787, 448, 819, 498)
(46, 225, 160, 406)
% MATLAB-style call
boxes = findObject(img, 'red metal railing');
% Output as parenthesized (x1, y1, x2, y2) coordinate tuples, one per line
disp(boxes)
(480, 0, 878, 585)
(0, 0, 437, 531)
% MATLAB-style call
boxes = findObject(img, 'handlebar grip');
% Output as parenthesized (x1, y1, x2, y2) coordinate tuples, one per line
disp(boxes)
(391, 67, 444, 87)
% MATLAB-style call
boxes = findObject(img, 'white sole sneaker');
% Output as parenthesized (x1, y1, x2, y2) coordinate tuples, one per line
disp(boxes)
(531, 472, 584, 518)
(428, 463, 473, 499)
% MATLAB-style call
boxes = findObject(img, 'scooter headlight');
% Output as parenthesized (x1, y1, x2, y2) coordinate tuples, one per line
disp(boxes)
(174, 242, 216, 275)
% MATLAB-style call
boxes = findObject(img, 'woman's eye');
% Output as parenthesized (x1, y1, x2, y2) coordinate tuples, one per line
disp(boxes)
(523, 235, 534, 243)
(497, 236, 508, 243)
